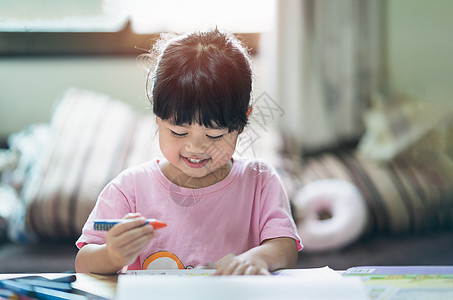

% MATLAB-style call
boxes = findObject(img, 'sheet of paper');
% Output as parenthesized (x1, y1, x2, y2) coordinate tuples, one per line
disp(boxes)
(116, 266, 368, 300)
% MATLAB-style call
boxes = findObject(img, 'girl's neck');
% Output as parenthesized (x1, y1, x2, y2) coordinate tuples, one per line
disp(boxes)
(159, 159, 233, 189)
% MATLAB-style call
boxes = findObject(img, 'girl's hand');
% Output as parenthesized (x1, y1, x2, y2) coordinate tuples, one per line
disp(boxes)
(105, 213, 155, 268)
(214, 253, 270, 275)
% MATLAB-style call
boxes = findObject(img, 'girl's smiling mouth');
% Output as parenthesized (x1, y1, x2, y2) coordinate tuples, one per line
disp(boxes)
(182, 156, 210, 168)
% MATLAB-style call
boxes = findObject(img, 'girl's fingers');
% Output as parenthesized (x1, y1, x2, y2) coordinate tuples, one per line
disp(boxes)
(215, 253, 235, 273)
(113, 224, 154, 247)
(124, 213, 142, 219)
(105, 213, 155, 266)
(106, 222, 153, 252)
(222, 261, 240, 275)
(244, 266, 262, 275)
(121, 233, 154, 259)
(107, 225, 154, 265)
(214, 252, 271, 276)
(121, 229, 154, 252)
(232, 263, 250, 275)
(245, 266, 269, 275)
(109, 217, 148, 236)
(259, 269, 271, 275)
(217, 258, 245, 275)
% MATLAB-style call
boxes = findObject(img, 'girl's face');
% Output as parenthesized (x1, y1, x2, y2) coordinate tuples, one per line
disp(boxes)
(156, 117, 239, 187)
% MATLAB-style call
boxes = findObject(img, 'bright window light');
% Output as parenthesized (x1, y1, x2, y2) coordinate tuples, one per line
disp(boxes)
(126, 0, 276, 33)
(0, 0, 276, 33)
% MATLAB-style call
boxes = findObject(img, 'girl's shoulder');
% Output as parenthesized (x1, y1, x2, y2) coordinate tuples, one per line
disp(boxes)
(232, 157, 278, 178)
(114, 159, 159, 181)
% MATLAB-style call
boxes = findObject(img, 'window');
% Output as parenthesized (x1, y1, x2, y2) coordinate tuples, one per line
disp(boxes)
(0, 0, 275, 56)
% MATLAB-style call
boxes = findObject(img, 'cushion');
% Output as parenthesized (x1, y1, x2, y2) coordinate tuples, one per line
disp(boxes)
(21, 88, 160, 239)
(297, 148, 453, 236)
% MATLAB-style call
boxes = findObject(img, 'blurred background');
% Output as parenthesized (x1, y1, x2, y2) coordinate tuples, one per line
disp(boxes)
(0, 0, 452, 152)
(0, 0, 452, 273)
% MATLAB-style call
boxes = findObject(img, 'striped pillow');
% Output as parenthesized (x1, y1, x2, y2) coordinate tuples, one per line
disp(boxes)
(22, 88, 160, 239)
(299, 150, 453, 235)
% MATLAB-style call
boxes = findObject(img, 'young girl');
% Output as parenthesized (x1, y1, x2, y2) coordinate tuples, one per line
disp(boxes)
(75, 28, 301, 275)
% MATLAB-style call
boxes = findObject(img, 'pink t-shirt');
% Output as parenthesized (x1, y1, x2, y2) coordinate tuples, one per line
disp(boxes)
(76, 158, 302, 270)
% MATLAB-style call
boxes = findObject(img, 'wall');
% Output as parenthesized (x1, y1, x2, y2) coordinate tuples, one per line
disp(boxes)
(0, 57, 149, 140)
(387, 0, 453, 105)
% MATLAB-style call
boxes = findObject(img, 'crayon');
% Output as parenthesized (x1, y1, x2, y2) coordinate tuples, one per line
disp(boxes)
(93, 219, 167, 231)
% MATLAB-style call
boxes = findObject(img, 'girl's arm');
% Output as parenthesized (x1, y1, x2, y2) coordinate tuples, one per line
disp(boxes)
(75, 215, 155, 274)
(75, 243, 124, 274)
(214, 237, 298, 275)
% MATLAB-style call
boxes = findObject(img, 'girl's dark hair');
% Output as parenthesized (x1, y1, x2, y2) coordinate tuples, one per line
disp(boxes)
(148, 28, 252, 132)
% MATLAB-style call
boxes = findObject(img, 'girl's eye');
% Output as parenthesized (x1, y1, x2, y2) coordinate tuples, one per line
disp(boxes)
(207, 134, 224, 141)
(170, 130, 187, 137)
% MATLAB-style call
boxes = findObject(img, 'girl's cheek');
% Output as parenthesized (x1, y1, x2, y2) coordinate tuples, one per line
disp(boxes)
(213, 143, 235, 162)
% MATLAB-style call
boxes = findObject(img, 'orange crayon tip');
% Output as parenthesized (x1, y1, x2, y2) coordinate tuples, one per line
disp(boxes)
(147, 219, 167, 229)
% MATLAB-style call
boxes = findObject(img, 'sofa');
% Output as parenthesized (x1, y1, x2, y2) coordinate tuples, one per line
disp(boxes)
(1, 88, 452, 273)
(0, 228, 452, 273)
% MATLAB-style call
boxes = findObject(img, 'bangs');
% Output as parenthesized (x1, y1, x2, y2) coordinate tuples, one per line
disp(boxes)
(151, 29, 252, 132)
(153, 62, 249, 132)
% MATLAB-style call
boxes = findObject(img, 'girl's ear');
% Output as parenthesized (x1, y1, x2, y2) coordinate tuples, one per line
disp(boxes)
(246, 106, 253, 120)
(238, 106, 253, 134)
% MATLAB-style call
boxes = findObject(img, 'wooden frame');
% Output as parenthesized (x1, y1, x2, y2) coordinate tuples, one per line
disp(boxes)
(0, 21, 260, 56)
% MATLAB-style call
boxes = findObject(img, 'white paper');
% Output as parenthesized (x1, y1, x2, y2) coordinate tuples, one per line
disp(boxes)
(116, 267, 368, 300)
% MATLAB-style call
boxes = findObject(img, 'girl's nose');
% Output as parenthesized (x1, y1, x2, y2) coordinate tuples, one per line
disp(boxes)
(185, 135, 207, 153)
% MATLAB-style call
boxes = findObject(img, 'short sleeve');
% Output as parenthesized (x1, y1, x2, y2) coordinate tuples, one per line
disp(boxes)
(259, 170, 302, 251)
(75, 180, 133, 249)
